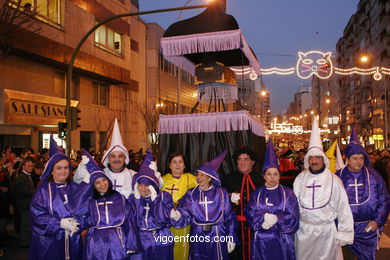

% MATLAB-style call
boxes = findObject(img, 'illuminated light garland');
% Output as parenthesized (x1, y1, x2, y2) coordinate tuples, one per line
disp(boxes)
(260, 67, 296, 72)
(260, 70, 295, 75)
(231, 51, 390, 81)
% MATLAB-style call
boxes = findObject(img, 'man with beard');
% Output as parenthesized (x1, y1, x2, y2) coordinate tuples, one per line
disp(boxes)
(75, 118, 162, 198)
(293, 117, 354, 260)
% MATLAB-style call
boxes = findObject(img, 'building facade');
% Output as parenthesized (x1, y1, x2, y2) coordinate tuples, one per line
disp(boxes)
(0, 0, 147, 153)
(336, 0, 389, 149)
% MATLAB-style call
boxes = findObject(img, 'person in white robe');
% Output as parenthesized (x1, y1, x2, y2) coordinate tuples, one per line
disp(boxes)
(74, 118, 163, 199)
(293, 117, 354, 260)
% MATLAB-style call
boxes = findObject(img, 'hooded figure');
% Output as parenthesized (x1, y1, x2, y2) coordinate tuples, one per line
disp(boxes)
(336, 128, 390, 260)
(326, 140, 338, 173)
(172, 151, 238, 260)
(293, 117, 354, 260)
(74, 119, 163, 199)
(128, 150, 175, 260)
(71, 149, 140, 260)
(29, 136, 83, 260)
(245, 139, 299, 260)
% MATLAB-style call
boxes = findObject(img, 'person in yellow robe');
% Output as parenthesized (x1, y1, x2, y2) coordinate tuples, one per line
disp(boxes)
(162, 153, 197, 260)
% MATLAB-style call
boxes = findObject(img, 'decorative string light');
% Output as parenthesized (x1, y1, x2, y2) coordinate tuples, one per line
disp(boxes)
(233, 51, 390, 81)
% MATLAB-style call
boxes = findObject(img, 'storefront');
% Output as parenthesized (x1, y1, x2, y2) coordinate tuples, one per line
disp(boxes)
(0, 89, 78, 152)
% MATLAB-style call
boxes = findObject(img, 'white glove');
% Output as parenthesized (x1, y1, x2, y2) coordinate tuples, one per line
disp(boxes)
(261, 221, 271, 230)
(149, 161, 164, 189)
(81, 155, 90, 165)
(335, 239, 348, 247)
(134, 182, 141, 199)
(170, 209, 182, 221)
(227, 242, 236, 253)
(365, 225, 373, 233)
(60, 218, 80, 237)
(231, 192, 240, 204)
(126, 250, 135, 255)
(264, 213, 278, 227)
(149, 185, 157, 201)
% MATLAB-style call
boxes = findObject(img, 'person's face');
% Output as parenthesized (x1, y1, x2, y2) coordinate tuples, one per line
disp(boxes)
(108, 151, 126, 172)
(298, 152, 305, 160)
(196, 171, 211, 189)
(169, 156, 185, 177)
(94, 177, 109, 193)
(237, 154, 255, 174)
(52, 159, 70, 184)
(263, 168, 280, 188)
(138, 183, 151, 197)
(22, 161, 34, 173)
(308, 156, 325, 171)
(348, 154, 365, 172)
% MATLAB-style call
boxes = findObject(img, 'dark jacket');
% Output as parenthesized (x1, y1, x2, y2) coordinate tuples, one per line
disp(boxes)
(14, 171, 35, 211)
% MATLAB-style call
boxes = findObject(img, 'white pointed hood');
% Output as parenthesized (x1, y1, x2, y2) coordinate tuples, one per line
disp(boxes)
(304, 116, 329, 169)
(336, 143, 345, 170)
(102, 118, 129, 167)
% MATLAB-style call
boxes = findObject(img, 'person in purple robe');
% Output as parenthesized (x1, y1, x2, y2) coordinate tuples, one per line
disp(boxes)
(336, 128, 390, 260)
(245, 139, 299, 260)
(29, 137, 82, 260)
(75, 149, 140, 260)
(128, 150, 175, 260)
(170, 151, 238, 260)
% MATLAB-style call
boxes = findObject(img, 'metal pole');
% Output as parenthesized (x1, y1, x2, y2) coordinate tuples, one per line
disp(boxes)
(65, 4, 208, 154)
(384, 78, 388, 148)
(177, 68, 181, 114)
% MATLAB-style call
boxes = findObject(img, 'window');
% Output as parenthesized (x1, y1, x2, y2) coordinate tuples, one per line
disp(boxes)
(95, 23, 122, 55)
(130, 39, 139, 52)
(92, 81, 109, 106)
(53, 72, 79, 99)
(11, 0, 62, 26)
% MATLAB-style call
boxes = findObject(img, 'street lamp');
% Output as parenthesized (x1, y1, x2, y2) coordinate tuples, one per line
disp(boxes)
(65, 4, 209, 154)
(325, 98, 331, 104)
(360, 55, 369, 63)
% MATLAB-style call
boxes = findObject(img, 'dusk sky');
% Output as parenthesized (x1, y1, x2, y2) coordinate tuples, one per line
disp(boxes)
(140, 0, 360, 115)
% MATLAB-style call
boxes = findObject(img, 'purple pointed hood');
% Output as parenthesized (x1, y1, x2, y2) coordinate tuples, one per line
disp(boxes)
(262, 138, 280, 174)
(40, 136, 71, 181)
(81, 149, 112, 186)
(132, 149, 159, 192)
(344, 128, 370, 166)
(196, 151, 228, 186)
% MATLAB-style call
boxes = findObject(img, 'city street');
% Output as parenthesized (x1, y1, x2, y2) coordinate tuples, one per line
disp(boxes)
(0, 0, 389, 259)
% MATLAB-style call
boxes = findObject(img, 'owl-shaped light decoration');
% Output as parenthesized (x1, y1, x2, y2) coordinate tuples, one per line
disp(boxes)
(296, 51, 333, 79)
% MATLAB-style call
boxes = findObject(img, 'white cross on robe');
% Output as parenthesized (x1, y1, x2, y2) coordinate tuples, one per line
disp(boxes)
(199, 196, 213, 221)
(265, 197, 273, 206)
(63, 194, 68, 205)
(97, 201, 114, 224)
(144, 203, 150, 228)
(349, 179, 363, 203)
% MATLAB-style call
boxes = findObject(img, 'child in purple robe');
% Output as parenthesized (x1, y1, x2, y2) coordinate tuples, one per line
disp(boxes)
(128, 150, 175, 260)
(245, 139, 299, 260)
(74, 149, 140, 260)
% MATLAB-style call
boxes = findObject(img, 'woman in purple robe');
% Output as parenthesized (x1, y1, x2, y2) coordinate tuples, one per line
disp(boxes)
(171, 151, 238, 260)
(336, 129, 390, 260)
(29, 137, 82, 260)
(128, 150, 175, 260)
(245, 139, 299, 260)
